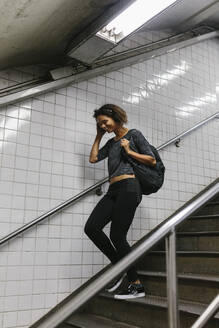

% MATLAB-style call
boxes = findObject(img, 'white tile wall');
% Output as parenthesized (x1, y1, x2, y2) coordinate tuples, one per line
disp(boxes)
(0, 36, 219, 327)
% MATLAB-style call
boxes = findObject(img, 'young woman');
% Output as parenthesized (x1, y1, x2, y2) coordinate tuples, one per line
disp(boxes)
(84, 104, 156, 299)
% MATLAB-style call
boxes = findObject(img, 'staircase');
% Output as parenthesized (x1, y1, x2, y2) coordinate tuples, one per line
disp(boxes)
(59, 193, 219, 328)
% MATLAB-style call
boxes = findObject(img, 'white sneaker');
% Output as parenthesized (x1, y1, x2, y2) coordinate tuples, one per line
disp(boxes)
(114, 283, 146, 299)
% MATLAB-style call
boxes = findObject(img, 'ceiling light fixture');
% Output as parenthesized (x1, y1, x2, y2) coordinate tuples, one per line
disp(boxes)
(68, 0, 178, 64)
(97, 0, 177, 43)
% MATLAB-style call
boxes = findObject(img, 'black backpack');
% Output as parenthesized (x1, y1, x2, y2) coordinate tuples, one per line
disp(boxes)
(122, 131, 165, 195)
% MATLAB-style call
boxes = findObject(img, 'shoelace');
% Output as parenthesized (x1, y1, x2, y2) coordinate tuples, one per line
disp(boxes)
(128, 283, 142, 291)
(128, 284, 136, 292)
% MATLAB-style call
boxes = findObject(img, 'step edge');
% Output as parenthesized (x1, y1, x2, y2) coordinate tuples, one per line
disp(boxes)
(177, 231, 219, 236)
(150, 250, 219, 255)
(190, 214, 219, 218)
(137, 270, 219, 282)
(205, 202, 219, 205)
(66, 313, 140, 328)
(98, 293, 219, 318)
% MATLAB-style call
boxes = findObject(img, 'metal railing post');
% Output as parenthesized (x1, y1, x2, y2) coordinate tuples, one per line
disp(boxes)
(166, 227, 180, 328)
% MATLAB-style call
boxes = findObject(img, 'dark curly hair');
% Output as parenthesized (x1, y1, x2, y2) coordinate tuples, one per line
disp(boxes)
(93, 104, 128, 125)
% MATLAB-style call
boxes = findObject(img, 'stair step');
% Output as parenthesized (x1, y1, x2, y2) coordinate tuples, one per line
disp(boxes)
(153, 231, 219, 251)
(177, 232, 219, 251)
(65, 313, 140, 328)
(196, 202, 219, 215)
(58, 323, 75, 328)
(151, 250, 219, 255)
(138, 270, 219, 282)
(137, 270, 219, 304)
(83, 292, 219, 328)
(211, 194, 219, 202)
(190, 215, 219, 219)
(138, 251, 219, 275)
(177, 214, 219, 232)
(100, 292, 219, 319)
(206, 202, 219, 205)
(177, 231, 219, 236)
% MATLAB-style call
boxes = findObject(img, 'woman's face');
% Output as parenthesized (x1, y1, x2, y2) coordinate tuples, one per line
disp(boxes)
(96, 115, 119, 133)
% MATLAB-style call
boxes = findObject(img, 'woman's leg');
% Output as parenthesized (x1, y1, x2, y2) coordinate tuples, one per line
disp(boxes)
(84, 194, 119, 264)
(110, 190, 141, 283)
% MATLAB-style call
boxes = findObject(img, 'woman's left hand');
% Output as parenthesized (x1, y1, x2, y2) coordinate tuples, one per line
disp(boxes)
(120, 138, 130, 153)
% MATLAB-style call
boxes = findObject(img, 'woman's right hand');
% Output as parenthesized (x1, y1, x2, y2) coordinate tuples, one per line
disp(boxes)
(96, 124, 106, 137)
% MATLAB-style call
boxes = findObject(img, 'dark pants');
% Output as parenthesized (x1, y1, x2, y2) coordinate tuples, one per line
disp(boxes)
(84, 178, 142, 282)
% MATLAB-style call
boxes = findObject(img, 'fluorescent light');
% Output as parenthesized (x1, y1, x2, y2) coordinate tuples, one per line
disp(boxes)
(97, 0, 177, 43)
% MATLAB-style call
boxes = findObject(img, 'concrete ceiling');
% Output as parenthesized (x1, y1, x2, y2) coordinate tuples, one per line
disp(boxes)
(0, 0, 134, 69)
(0, 0, 219, 71)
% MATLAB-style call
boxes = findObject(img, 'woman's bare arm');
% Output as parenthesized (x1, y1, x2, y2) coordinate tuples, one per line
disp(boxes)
(89, 135, 102, 163)
(121, 138, 156, 167)
(127, 149, 156, 167)
(89, 125, 106, 163)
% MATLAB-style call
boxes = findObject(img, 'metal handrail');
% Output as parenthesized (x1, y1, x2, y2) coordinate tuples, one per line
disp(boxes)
(191, 294, 219, 328)
(0, 177, 108, 246)
(31, 176, 219, 328)
(0, 111, 218, 247)
(156, 112, 219, 151)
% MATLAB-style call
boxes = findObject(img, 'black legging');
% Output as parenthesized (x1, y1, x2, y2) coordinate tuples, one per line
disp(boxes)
(84, 178, 142, 282)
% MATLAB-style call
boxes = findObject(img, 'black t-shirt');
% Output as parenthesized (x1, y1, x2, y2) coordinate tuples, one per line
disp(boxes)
(97, 129, 155, 179)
